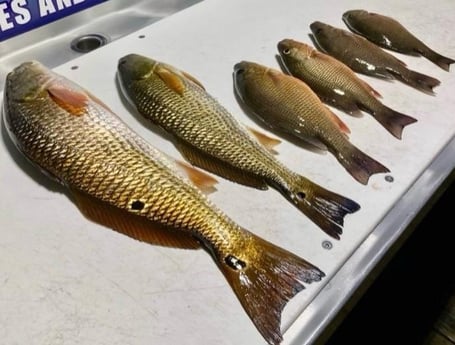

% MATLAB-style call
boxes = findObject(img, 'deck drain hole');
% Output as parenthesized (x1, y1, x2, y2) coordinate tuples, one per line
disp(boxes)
(71, 34, 108, 53)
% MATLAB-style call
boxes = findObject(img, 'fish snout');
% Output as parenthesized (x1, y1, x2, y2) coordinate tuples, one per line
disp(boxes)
(309, 21, 325, 35)
(233, 62, 248, 98)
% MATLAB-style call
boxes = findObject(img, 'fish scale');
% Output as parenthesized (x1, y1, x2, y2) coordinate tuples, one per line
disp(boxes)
(5, 76, 228, 246)
(130, 72, 291, 185)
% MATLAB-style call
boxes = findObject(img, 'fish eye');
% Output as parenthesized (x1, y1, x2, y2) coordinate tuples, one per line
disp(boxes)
(282, 48, 291, 55)
(235, 68, 245, 75)
(314, 28, 323, 35)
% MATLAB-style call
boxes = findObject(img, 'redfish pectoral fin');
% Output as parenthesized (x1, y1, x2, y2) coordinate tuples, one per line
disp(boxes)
(219, 230, 325, 345)
(175, 160, 218, 194)
(71, 187, 201, 249)
(247, 126, 281, 155)
(156, 66, 186, 95)
(181, 71, 206, 90)
(47, 84, 89, 115)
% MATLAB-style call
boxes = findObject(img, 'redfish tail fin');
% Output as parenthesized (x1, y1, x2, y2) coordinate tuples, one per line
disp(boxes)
(422, 49, 455, 71)
(394, 68, 441, 95)
(335, 144, 390, 185)
(286, 176, 360, 239)
(374, 105, 418, 139)
(218, 231, 325, 345)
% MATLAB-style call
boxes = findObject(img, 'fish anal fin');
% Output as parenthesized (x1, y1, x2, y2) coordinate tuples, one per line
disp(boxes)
(327, 109, 350, 135)
(175, 160, 218, 194)
(175, 139, 268, 190)
(156, 66, 186, 95)
(359, 79, 382, 98)
(246, 126, 281, 154)
(71, 188, 200, 249)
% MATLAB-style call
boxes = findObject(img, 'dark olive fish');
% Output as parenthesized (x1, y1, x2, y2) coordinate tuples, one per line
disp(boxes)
(234, 60, 390, 185)
(277, 39, 417, 139)
(310, 21, 441, 95)
(3, 60, 326, 345)
(343, 9, 455, 71)
(117, 54, 361, 239)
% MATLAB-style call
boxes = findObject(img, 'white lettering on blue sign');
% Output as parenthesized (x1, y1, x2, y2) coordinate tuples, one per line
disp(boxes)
(0, 0, 31, 31)
(0, 0, 101, 41)
(12, 0, 31, 25)
(39, 0, 56, 16)
(0, 2, 15, 31)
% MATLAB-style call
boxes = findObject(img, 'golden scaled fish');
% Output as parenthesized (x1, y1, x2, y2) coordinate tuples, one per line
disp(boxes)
(233, 60, 390, 185)
(310, 21, 441, 95)
(342, 9, 455, 71)
(117, 54, 360, 240)
(3, 60, 325, 345)
(277, 39, 417, 139)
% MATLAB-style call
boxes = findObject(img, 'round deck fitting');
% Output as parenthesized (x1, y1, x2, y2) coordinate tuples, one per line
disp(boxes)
(71, 34, 108, 53)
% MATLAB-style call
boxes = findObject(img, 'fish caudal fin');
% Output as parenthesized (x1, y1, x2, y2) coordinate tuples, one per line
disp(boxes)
(333, 143, 390, 185)
(373, 105, 418, 139)
(421, 49, 455, 72)
(285, 176, 360, 239)
(392, 68, 441, 95)
(218, 231, 325, 345)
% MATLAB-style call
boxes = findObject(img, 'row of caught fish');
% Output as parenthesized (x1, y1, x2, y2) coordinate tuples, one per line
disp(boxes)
(3, 9, 453, 345)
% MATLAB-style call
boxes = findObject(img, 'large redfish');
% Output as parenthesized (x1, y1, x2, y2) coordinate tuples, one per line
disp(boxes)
(117, 54, 360, 239)
(233, 60, 390, 185)
(342, 9, 455, 71)
(277, 39, 417, 139)
(3, 61, 325, 345)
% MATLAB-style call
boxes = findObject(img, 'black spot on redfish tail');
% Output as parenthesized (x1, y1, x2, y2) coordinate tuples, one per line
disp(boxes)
(218, 231, 325, 345)
(286, 177, 360, 239)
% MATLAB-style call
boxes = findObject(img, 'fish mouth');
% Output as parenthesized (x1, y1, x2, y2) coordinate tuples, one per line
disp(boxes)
(233, 62, 246, 75)
(309, 21, 325, 35)
(233, 62, 247, 99)
(341, 11, 354, 22)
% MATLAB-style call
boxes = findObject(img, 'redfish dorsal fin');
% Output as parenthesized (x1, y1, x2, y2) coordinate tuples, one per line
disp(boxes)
(71, 187, 201, 249)
(246, 126, 281, 155)
(175, 160, 218, 194)
(156, 66, 186, 95)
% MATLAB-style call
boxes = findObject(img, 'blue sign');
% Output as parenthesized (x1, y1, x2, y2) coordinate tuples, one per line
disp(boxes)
(0, 0, 108, 42)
